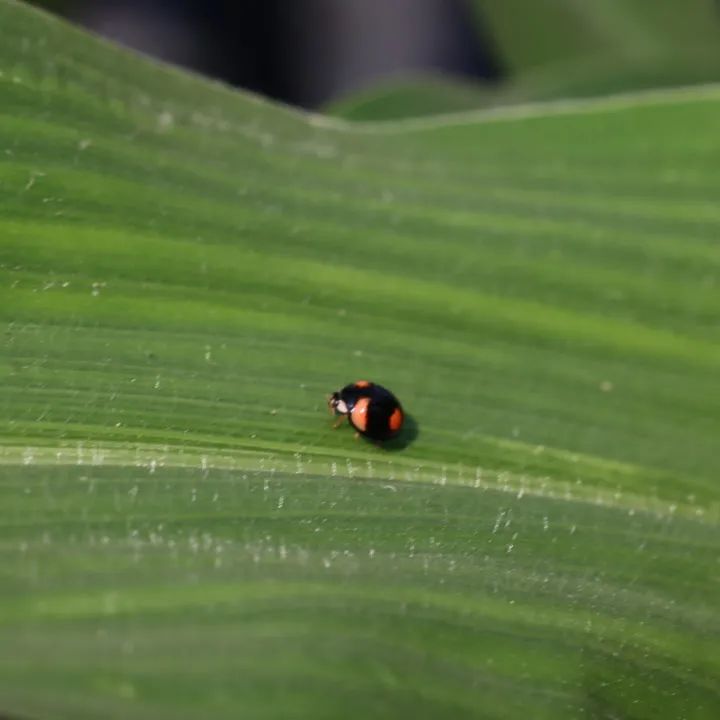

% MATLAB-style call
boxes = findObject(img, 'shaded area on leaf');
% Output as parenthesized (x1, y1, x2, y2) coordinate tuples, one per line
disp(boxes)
(381, 412, 420, 451)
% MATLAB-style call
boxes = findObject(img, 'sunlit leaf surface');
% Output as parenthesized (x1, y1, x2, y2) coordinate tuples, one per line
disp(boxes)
(1, 2, 718, 718)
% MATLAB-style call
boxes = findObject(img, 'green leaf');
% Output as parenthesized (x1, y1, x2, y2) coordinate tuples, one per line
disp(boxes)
(325, 74, 493, 122)
(474, 0, 720, 76)
(1, 2, 719, 719)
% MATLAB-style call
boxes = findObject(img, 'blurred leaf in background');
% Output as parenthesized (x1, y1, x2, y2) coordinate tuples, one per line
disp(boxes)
(474, 0, 720, 74)
(329, 0, 720, 119)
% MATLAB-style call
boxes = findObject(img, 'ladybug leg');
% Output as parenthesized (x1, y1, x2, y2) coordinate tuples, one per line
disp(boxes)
(354, 432, 360, 440)
(333, 415, 347, 429)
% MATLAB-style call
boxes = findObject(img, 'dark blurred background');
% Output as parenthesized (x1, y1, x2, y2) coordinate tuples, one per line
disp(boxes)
(29, 0, 502, 108)
(27, 0, 720, 117)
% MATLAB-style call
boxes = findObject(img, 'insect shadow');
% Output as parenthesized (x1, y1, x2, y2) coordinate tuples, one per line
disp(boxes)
(381, 412, 419, 451)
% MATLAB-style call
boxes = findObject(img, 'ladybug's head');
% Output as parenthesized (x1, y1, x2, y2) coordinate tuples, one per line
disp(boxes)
(328, 391, 348, 415)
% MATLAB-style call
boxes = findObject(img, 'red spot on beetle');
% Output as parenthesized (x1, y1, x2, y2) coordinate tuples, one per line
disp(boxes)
(389, 407, 404, 432)
(350, 396, 370, 432)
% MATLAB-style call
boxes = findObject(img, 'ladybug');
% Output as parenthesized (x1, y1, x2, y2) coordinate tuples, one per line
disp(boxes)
(328, 380, 404, 441)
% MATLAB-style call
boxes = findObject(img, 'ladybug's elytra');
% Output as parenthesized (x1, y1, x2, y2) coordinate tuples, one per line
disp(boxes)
(328, 380, 404, 441)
